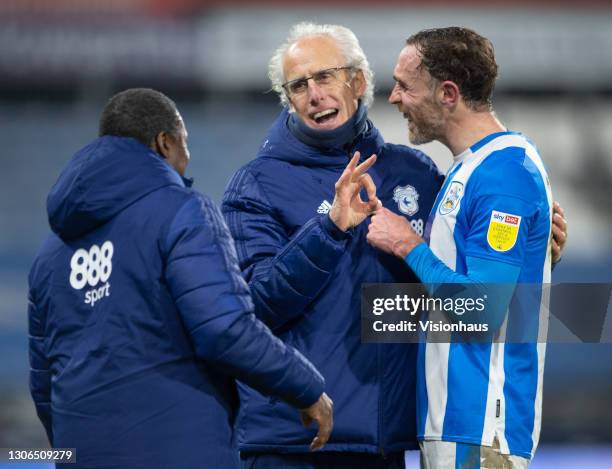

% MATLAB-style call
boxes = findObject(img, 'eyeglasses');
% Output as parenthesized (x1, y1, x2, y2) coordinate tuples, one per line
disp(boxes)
(282, 66, 354, 97)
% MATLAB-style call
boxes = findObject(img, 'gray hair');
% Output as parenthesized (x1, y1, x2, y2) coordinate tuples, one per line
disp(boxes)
(268, 22, 375, 108)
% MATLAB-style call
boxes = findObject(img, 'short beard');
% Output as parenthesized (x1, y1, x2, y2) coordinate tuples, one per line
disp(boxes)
(409, 125, 434, 145)
(408, 115, 443, 145)
(408, 99, 444, 145)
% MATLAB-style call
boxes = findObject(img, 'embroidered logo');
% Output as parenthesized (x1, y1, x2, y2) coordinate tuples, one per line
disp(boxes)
(317, 200, 332, 214)
(439, 181, 464, 215)
(393, 185, 419, 216)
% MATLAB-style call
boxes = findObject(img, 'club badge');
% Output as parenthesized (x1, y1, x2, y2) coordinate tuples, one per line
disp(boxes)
(439, 181, 464, 215)
(393, 185, 419, 216)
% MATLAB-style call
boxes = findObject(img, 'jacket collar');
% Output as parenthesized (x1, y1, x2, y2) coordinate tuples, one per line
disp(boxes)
(258, 105, 384, 168)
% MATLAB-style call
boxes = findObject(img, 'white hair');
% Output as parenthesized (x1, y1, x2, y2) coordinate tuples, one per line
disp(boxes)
(268, 22, 375, 108)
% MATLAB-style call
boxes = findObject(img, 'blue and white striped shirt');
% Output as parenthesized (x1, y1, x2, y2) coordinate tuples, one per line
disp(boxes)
(407, 131, 552, 459)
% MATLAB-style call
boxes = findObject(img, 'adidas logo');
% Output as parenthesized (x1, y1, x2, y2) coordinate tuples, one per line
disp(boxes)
(317, 200, 332, 214)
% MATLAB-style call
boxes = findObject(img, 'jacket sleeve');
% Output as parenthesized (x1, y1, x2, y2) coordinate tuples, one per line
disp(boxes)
(162, 193, 324, 408)
(27, 288, 53, 444)
(221, 167, 350, 331)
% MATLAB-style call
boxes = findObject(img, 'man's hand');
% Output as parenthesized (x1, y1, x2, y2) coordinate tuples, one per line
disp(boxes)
(329, 152, 380, 231)
(299, 392, 333, 451)
(367, 207, 424, 258)
(551, 201, 567, 264)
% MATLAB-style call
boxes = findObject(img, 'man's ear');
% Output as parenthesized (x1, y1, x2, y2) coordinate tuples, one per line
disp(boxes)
(154, 132, 170, 159)
(352, 69, 366, 99)
(438, 80, 460, 108)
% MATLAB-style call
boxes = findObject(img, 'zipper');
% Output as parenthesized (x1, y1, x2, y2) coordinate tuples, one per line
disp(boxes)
(355, 146, 386, 455)
(373, 153, 385, 456)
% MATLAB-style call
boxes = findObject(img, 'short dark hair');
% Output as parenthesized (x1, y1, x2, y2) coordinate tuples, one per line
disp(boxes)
(407, 27, 498, 110)
(99, 88, 181, 147)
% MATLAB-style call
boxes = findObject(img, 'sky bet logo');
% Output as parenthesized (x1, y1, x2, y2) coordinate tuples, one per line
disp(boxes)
(69, 241, 114, 307)
(492, 211, 519, 225)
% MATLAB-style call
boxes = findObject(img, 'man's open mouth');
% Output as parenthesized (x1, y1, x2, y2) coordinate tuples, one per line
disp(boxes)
(312, 109, 339, 124)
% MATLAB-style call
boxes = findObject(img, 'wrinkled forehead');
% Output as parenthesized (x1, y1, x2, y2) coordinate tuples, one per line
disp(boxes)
(394, 45, 423, 79)
(283, 36, 346, 81)
(394, 44, 436, 91)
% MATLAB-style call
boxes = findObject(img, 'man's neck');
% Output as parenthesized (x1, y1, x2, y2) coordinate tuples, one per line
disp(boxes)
(443, 110, 505, 156)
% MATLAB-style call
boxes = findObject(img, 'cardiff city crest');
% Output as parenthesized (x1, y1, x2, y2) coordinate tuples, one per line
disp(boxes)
(393, 185, 419, 216)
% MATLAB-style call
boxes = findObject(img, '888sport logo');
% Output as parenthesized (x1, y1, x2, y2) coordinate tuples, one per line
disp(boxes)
(69, 241, 114, 307)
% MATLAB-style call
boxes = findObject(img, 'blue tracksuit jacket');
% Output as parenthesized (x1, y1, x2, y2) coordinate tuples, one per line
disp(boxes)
(28, 136, 325, 469)
(222, 109, 444, 455)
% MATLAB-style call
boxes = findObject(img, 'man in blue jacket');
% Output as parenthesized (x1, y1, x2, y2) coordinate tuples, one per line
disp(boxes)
(222, 23, 443, 468)
(222, 23, 567, 468)
(28, 88, 334, 469)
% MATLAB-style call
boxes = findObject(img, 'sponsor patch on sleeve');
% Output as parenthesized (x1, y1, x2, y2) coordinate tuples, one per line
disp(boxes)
(486, 210, 522, 252)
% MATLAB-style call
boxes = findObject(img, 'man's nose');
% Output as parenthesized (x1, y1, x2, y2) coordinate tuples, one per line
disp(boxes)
(307, 79, 325, 104)
(388, 83, 400, 105)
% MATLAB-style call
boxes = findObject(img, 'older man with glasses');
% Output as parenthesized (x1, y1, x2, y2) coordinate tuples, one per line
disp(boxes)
(222, 22, 566, 469)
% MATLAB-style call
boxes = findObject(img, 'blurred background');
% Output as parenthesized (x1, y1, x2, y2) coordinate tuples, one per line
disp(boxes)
(0, 0, 611, 467)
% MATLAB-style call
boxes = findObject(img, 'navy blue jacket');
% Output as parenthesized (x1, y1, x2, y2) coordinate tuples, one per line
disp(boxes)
(222, 109, 444, 454)
(28, 136, 325, 469)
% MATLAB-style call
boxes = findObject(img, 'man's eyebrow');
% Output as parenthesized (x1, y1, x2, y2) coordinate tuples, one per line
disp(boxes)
(286, 75, 307, 84)
(393, 75, 408, 87)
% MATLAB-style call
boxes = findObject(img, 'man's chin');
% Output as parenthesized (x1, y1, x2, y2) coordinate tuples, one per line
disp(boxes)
(408, 130, 432, 146)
